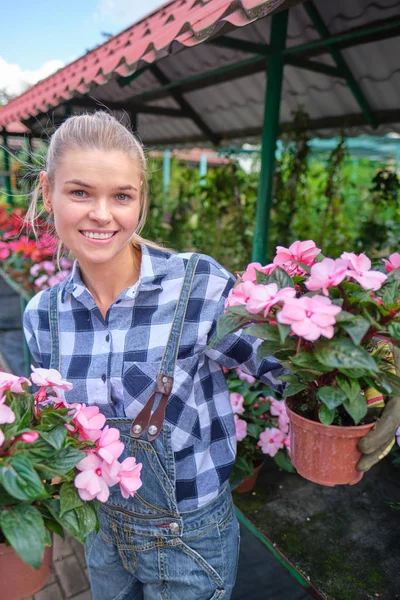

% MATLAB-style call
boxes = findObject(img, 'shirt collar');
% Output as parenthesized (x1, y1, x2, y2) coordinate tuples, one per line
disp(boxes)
(60, 243, 169, 303)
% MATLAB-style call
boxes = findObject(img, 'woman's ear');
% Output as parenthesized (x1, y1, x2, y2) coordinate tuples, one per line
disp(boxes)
(40, 171, 52, 213)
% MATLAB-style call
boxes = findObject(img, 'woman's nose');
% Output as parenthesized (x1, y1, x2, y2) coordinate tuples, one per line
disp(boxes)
(89, 201, 112, 223)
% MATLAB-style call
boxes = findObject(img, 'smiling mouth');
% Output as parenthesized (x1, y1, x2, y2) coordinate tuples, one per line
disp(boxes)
(80, 231, 118, 240)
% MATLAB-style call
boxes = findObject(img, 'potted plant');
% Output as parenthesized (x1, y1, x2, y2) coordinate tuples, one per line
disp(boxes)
(0, 367, 142, 600)
(226, 367, 294, 493)
(213, 241, 400, 486)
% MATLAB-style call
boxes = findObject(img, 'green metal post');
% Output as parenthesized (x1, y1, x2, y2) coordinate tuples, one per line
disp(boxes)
(163, 149, 171, 194)
(252, 10, 288, 263)
(2, 132, 12, 205)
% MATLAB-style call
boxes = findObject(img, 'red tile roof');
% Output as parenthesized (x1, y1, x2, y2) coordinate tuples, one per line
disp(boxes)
(0, 0, 290, 128)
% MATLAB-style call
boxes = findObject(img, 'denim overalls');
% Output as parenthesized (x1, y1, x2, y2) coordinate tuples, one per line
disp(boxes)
(48, 254, 240, 600)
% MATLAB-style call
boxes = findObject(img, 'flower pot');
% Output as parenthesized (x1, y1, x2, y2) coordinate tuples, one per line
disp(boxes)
(285, 400, 375, 486)
(0, 543, 52, 600)
(235, 461, 264, 493)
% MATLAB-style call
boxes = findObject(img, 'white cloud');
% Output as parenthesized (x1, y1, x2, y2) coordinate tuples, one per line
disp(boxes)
(0, 56, 64, 97)
(94, 0, 166, 28)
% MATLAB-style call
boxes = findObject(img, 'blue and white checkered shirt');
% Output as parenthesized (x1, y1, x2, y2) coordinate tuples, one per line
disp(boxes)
(23, 244, 285, 510)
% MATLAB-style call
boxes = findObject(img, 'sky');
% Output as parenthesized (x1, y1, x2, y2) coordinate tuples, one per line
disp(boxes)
(0, 0, 166, 97)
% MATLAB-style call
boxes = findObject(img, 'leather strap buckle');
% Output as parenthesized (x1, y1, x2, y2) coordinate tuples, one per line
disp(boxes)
(130, 374, 173, 441)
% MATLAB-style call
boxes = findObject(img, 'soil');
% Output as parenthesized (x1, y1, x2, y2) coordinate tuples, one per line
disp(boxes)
(233, 456, 400, 600)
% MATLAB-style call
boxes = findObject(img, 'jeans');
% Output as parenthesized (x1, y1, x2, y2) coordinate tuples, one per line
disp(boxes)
(85, 419, 240, 599)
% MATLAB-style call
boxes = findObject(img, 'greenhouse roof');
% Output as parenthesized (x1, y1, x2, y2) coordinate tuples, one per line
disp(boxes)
(1, 0, 400, 143)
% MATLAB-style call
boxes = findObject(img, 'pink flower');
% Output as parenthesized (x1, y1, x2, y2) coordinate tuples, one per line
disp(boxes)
(283, 436, 291, 454)
(259, 427, 285, 457)
(270, 398, 289, 434)
(34, 274, 48, 289)
(60, 257, 72, 270)
(396, 426, 400, 447)
(246, 283, 296, 317)
(0, 372, 30, 394)
(30, 263, 42, 277)
(41, 261, 56, 275)
(118, 457, 143, 499)
(75, 454, 120, 502)
(225, 281, 256, 309)
(230, 392, 245, 415)
(20, 431, 39, 444)
(274, 241, 321, 273)
(306, 258, 348, 296)
(341, 252, 387, 291)
(241, 262, 275, 284)
(277, 295, 341, 341)
(0, 429, 4, 447)
(48, 271, 70, 286)
(0, 395, 15, 424)
(382, 253, 400, 273)
(72, 404, 106, 441)
(235, 368, 256, 384)
(234, 414, 247, 441)
(96, 426, 125, 464)
(30, 366, 73, 391)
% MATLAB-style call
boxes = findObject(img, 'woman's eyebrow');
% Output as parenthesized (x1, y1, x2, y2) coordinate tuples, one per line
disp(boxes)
(65, 179, 93, 188)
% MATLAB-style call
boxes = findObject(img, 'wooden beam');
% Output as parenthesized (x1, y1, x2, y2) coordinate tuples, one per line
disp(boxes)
(149, 64, 221, 146)
(64, 97, 187, 118)
(303, 0, 377, 128)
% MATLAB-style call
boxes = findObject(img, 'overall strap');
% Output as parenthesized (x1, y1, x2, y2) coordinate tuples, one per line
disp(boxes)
(48, 283, 61, 371)
(131, 253, 200, 441)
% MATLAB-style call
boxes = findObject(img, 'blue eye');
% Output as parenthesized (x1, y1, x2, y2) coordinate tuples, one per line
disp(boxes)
(116, 193, 132, 201)
(72, 190, 87, 198)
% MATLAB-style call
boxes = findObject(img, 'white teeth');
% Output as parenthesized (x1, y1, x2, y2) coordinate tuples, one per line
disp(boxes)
(83, 231, 115, 240)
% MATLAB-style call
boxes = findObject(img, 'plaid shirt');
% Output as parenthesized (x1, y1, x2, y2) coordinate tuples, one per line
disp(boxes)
(23, 244, 285, 511)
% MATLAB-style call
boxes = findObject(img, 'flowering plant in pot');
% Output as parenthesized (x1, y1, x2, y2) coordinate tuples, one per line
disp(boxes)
(226, 368, 294, 492)
(212, 241, 400, 486)
(0, 367, 142, 598)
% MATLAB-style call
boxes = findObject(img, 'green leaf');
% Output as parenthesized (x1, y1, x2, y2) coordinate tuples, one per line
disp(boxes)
(336, 376, 361, 402)
(45, 499, 98, 544)
(60, 482, 85, 517)
(389, 323, 400, 342)
(44, 447, 85, 474)
(340, 316, 370, 345)
(245, 323, 281, 341)
(257, 340, 285, 358)
(387, 267, 400, 282)
(335, 310, 355, 323)
(0, 455, 48, 501)
(343, 395, 367, 425)
(39, 425, 68, 451)
(382, 281, 399, 307)
(246, 423, 261, 439)
(283, 383, 307, 397)
(290, 352, 332, 372)
(318, 405, 336, 425)
(269, 267, 294, 289)
(0, 505, 46, 569)
(338, 368, 374, 379)
(315, 339, 378, 372)
(43, 517, 64, 538)
(273, 450, 296, 473)
(255, 270, 271, 285)
(381, 372, 400, 396)
(317, 386, 347, 409)
(277, 323, 291, 343)
(216, 312, 250, 339)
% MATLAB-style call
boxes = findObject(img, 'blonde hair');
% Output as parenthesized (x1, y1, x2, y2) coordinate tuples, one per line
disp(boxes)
(25, 111, 169, 262)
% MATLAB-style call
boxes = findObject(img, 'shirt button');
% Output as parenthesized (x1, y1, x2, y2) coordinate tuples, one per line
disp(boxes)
(106, 334, 110, 342)
(101, 374, 106, 383)
(169, 522, 179, 533)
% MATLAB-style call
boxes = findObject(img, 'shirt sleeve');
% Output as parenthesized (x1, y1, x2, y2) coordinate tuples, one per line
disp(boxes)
(23, 299, 44, 368)
(204, 268, 287, 394)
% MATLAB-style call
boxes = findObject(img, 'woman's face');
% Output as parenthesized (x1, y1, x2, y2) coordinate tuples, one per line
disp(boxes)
(41, 148, 142, 267)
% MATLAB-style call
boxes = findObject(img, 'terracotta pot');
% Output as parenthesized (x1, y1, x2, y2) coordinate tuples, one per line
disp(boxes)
(285, 400, 375, 486)
(0, 543, 52, 600)
(235, 461, 264, 493)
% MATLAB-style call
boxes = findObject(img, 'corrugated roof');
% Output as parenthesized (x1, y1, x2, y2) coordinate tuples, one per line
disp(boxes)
(1, 0, 400, 142)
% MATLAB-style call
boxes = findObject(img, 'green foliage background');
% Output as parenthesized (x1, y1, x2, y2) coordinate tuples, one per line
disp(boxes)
(2, 130, 399, 273)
